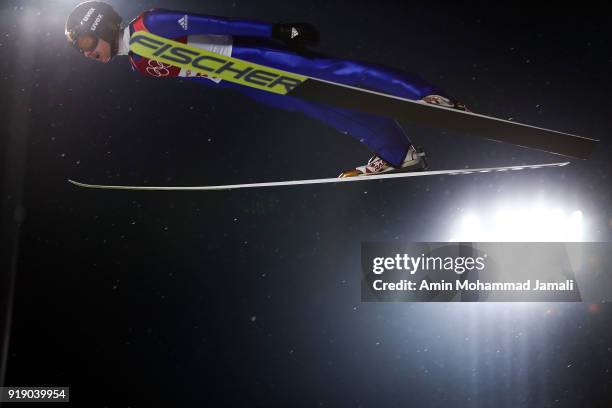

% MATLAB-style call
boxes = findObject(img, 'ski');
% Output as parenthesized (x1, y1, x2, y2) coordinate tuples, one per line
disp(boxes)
(68, 162, 569, 191)
(130, 32, 598, 159)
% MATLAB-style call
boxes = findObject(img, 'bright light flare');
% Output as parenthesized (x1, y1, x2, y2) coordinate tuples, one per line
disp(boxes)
(450, 206, 584, 242)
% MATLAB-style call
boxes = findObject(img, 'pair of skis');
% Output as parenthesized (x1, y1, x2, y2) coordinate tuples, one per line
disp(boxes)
(69, 32, 597, 191)
(68, 162, 569, 191)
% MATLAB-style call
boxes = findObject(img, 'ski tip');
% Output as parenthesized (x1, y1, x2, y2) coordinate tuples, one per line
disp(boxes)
(67, 179, 91, 188)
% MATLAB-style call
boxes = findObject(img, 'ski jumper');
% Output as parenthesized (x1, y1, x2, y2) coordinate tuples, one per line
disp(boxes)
(125, 9, 450, 167)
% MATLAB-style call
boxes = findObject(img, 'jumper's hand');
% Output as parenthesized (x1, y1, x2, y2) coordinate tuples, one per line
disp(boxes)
(272, 23, 320, 47)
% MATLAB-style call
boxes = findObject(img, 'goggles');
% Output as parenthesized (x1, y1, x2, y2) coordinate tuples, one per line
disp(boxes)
(68, 30, 99, 54)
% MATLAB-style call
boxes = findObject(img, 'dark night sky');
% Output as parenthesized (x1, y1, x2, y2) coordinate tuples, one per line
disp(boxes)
(1, 2, 612, 407)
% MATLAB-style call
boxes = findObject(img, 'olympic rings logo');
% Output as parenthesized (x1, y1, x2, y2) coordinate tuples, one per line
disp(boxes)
(145, 60, 171, 77)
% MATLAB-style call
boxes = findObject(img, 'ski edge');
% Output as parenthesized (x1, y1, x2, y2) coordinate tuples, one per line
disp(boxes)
(67, 162, 570, 191)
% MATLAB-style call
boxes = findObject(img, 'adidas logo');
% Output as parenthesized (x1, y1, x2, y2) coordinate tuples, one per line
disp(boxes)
(290, 27, 299, 39)
(178, 15, 188, 30)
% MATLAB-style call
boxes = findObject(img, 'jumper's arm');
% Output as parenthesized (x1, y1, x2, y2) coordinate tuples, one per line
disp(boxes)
(142, 9, 273, 38)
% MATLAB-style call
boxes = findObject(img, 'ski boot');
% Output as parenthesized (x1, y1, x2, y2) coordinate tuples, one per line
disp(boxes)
(338, 145, 427, 178)
(420, 94, 470, 112)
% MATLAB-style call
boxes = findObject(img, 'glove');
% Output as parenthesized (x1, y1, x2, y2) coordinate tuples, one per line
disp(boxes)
(272, 23, 320, 47)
